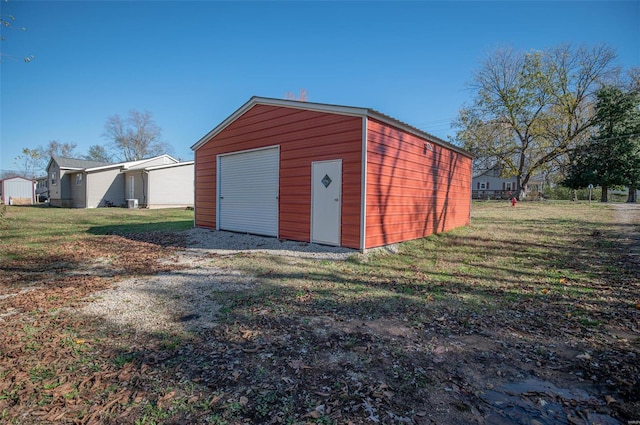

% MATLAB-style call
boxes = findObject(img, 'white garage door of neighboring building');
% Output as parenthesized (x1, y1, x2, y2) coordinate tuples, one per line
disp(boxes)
(218, 146, 279, 237)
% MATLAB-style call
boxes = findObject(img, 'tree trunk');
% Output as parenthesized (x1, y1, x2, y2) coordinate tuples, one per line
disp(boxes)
(572, 189, 578, 201)
(600, 185, 609, 202)
(627, 185, 638, 203)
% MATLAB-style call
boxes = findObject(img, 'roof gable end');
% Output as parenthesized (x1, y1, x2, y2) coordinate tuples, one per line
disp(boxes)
(191, 97, 370, 151)
(122, 155, 179, 171)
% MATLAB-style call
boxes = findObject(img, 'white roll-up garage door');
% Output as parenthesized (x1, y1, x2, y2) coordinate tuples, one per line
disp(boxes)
(218, 146, 279, 236)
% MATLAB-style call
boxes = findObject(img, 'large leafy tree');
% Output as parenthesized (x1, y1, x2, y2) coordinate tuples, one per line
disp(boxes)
(454, 44, 617, 199)
(103, 110, 169, 161)
(565, 85, 640, 202)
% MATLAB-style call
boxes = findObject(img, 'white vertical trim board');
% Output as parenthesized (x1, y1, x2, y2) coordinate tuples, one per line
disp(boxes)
(216, 156, 221, 230)
(360, 117, 368, 252)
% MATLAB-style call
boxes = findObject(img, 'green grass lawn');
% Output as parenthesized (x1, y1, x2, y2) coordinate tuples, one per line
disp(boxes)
(0, 205, 193, 263)
(207, 200, 633, 319)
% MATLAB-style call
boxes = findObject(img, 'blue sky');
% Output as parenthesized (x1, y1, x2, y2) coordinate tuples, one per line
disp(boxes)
(1, 1, 638, 173)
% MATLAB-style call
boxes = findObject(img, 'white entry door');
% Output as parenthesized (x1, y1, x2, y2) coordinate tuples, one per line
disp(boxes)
(311, 159, 342, 246)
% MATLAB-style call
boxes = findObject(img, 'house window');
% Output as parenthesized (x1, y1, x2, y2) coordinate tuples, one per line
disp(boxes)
(51, 172, 57, 185)
(76, 174, 83, 185)
(505, 182, 513, 191)
(479, 182, 486, 190)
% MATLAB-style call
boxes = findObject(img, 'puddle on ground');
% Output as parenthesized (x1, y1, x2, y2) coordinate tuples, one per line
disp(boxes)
(478, 377, 621, 424)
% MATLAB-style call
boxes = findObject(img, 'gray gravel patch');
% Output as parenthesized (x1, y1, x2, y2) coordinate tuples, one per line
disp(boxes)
(80, 229, 381, 333)
(81, 259, 253, 333)
(185, 227, 358, 260)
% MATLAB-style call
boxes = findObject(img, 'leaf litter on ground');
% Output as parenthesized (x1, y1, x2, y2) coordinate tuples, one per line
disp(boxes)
(0, 202, 638, 424)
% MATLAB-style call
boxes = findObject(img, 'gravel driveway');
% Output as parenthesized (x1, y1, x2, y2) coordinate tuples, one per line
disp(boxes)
(81, 228, 360, 333)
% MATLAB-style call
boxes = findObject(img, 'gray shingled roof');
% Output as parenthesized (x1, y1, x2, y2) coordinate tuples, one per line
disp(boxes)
(52, 156, 113, 170)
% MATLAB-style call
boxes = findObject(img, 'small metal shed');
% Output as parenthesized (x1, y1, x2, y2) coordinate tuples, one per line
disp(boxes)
(1, 176, 35, 205)
(191, 97, 473, 251)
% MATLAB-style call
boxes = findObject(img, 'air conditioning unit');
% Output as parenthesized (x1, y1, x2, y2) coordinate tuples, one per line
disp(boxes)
(127, 199, 138, 209)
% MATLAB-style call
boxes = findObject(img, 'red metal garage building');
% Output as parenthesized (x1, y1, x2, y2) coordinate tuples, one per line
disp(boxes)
(191, 97, 472, 251)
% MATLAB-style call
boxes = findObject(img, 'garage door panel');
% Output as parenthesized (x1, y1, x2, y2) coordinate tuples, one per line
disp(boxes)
(219, 147, 279, 237)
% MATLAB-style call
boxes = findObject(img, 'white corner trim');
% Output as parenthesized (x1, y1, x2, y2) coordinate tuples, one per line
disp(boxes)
(360, 116, 368, 252)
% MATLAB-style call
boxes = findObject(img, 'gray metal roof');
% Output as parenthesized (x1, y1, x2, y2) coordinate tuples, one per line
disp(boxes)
(191, 96, 473, 159)
(51, 156, 113, 170)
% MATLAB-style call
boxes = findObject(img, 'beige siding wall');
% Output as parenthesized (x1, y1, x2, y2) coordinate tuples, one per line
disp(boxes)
(124, 171, 145, 204)
(86, 169, 126, 208)
(147, 164, 194, 208)
(48, 165, 74, 207)
(69, 172, 87, 208)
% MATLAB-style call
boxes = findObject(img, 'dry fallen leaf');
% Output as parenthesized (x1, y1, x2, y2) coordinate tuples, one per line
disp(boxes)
(433, 346, 446, 355)
(306, 410, 322, 419)
(288, 359, 311, 371)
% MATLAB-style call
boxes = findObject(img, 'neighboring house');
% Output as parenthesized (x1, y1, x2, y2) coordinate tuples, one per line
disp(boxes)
(124, 161, 194, 209)
(1, 176, 35, 205)
(47, 156, 113, 208)
(472, 166, 517, 200)
(191, 96, 473, 251)
(47, 155, 191, 208)
(472, 166, 546, 199)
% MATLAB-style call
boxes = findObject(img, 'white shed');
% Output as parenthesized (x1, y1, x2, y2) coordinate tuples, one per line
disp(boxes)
(1, 177, 35, 205)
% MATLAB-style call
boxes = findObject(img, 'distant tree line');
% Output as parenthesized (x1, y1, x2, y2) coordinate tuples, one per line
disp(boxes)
(454, 43, 639, 202)
(11, 110, 171, 178)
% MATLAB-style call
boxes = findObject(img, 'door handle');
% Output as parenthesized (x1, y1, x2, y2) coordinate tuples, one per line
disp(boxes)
(334, 198, 339, 201)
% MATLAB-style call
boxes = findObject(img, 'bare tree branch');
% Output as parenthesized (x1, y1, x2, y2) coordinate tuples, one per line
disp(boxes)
(103, 110, 169, 161)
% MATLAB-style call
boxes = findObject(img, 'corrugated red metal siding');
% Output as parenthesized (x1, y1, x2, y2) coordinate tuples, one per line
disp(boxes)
(365, 118, 471, 249)
(195, 104, 363, 249)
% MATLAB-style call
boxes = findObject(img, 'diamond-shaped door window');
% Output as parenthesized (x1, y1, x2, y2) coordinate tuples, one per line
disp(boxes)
(321, 174, 332, 188)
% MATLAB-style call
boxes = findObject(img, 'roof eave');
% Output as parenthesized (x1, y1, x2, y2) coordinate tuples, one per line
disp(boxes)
(365, 110, 473, 159)
(136, 161, 195, 172)
(190, 96, 473, 159)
